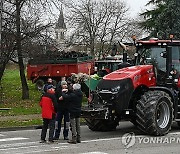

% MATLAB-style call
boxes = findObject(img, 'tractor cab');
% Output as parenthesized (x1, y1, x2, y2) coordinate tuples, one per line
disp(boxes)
(95, 56, 123, 77)
(135, 38, 180, 88)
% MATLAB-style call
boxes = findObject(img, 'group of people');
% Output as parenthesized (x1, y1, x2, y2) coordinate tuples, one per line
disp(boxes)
(39, 77, 83, 144)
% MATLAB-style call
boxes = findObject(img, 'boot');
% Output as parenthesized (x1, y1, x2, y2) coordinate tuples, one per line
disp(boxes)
(68, 136, 77, 144)
(77, 135, 81, 143)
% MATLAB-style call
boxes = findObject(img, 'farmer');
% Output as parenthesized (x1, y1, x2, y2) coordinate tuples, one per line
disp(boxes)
(39, 85, 57, 143)
(53, 80, 70, 140)
(61, 83, 83, 144)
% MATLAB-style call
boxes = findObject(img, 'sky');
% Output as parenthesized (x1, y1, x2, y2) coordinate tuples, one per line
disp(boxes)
(126, 0, 150, 17)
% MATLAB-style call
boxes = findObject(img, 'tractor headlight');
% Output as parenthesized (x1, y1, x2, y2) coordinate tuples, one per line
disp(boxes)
(111, 86, 121, 92)
(174, 79, 178, 83)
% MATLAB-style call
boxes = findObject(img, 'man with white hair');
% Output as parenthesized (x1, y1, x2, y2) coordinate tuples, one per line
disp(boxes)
(61, 83, 83, 144)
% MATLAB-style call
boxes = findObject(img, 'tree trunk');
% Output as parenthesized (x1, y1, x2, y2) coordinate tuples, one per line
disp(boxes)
(0, 62, 6, 103)
(15, 1, 29, 99)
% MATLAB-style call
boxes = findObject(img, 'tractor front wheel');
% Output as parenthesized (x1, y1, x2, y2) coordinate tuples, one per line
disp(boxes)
(85, 118, 119, 131)
(136, 90, 173, 136)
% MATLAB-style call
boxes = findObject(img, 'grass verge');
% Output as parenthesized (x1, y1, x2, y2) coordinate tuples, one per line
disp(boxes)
(0, 64, 87, 128)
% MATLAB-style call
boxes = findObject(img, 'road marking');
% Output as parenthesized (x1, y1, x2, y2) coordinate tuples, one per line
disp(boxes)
(170, 132, 180, 135)
(0, 134, 5, 137)
(80, 152, 108, 154)
(82, 137, 121, 143)
(0, 137, 28, 142)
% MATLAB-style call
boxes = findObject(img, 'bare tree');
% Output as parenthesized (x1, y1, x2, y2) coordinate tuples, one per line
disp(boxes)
(1, 0, 61, 99)
(61, 0, 130, 56)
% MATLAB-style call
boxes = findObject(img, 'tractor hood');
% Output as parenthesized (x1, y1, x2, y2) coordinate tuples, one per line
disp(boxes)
(96, 65, 156, 115)
(103, 65, 156, 89)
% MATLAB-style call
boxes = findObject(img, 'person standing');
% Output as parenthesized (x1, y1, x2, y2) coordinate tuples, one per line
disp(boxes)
(39, 85, 57, 143)
(53, 80, 70, 140)
(61, 83, 83, 144)
(43, 78, 53, 93)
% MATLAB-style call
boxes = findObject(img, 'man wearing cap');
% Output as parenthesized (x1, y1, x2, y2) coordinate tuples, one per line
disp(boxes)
(39, 85, 57, 143)
(43, 78, 53, 93)
(53, 80, 70, 140)
(61, 83, 83, 144)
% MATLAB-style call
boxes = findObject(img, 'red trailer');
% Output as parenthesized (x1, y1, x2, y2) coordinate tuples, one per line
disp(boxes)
(27, 56, 95, 89)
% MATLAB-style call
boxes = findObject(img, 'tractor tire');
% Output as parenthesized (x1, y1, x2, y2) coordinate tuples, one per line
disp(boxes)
(177, 122, 180, 127)
(35, 79, 44, 91)
(85, 118, 119, 131)
(136, 90, 173, 136)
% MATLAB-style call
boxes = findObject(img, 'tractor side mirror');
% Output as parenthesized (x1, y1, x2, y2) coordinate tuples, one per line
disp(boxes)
(160, 51, 167, 58)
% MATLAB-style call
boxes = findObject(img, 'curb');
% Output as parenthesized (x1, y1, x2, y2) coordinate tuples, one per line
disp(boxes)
(0, 122, 86, 132)
(0, 125, 42, 132)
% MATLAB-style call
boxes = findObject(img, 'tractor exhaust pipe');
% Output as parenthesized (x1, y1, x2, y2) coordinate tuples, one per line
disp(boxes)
(118, 41, 127, 62)
(166, 46, 173, 78)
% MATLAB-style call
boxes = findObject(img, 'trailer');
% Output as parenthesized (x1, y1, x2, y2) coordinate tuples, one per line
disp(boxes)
(27, 55, 95, 89)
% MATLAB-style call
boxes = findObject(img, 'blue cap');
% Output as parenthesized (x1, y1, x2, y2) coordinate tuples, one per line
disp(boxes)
(47, 85, 55, 90)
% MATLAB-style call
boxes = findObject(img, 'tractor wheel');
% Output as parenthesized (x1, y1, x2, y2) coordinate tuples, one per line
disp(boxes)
(136, 90, 173, 136)
(177, 122, 180, 127)
(35, 79, 44, 91)
(85, 118, 119, 131)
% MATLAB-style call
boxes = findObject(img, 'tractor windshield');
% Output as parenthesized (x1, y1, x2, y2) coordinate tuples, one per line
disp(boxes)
(136, 46, 180, 73)
(172, 46, 180, 72)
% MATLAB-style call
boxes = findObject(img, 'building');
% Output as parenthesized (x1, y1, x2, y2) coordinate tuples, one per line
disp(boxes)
(55, 7, 67, 51)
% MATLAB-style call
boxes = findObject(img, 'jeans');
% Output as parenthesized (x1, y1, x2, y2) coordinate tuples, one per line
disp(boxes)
(54, 109, 70, 139)
(41, 117, 55, 141)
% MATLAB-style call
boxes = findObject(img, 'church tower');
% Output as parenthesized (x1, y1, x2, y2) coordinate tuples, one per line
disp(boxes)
(55, 6, 66, 51)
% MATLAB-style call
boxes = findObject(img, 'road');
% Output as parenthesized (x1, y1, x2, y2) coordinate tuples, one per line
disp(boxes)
(0, 121, 180, 154)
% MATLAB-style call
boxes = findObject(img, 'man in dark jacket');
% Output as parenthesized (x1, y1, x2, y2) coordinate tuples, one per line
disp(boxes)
(39, 85, 57, 143)
(53, 81, 70, 140)
(61, 83, 83, 144)
(43, 78, 53, 93)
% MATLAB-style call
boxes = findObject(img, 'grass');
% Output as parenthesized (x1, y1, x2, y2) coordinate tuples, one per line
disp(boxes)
(0, 64, 43, 127)
(0, 66, 41, 116)
(0, 64, 88, 128)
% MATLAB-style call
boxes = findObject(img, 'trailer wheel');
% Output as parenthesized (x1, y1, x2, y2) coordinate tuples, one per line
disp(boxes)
(136, 90, 173, 136)
(35, 79, 44, 90)
(52, 80, 57, 87)
(85, 118, 118, 131)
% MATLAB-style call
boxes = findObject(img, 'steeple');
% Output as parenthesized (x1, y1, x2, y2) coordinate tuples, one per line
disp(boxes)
(55, 5, 67, 51)
(55, 5, 66, 30)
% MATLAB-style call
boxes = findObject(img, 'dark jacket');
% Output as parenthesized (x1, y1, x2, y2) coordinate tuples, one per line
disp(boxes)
(62, 89, 83, 117)
(55, 87, 70, 111)
(40, 93, 57, 119)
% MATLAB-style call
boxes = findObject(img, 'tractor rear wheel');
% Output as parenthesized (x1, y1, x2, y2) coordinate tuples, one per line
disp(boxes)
(136, 90, 173, 136)
(85, 118, 119, 131)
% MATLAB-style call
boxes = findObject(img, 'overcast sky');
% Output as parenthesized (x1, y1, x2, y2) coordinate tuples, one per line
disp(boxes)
(126, 0, 150, 17)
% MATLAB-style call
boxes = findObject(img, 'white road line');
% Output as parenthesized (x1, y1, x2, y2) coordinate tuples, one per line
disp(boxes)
(82, 137, 121, 143)
(79, 152, 108, 154)
(169, 131, 180, 135)
(0, 134, 5, 137)
(0, 141, 69, 148)
(0, 137, 28, 142)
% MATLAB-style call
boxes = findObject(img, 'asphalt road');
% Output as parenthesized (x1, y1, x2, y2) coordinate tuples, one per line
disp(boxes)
(0, 121, 180, 154)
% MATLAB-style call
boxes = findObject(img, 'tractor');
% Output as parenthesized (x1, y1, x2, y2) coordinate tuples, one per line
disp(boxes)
(81, 38, 180, 136)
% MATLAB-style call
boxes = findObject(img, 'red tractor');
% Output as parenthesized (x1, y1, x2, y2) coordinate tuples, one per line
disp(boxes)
(81, 38, 180, 136)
